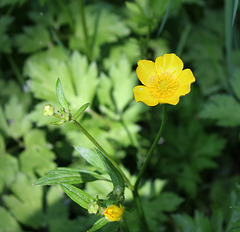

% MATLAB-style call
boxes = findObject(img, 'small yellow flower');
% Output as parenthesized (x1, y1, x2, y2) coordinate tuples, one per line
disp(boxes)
(103, 204, 124, 222)
(133, 53, 196, 106)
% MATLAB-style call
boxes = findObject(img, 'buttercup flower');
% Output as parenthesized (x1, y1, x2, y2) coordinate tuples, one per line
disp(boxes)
(103, 204, 124, 222)
(133, 53, 195, 106)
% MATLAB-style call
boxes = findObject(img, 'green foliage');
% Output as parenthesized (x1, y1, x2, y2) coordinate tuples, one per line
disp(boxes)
(96, 149, 125, 194)
(88, 217, 109, 232)
(34, 167, 105, 186)
(0, 206, 22, 232)
(1, 0, 240, 231)
(60, 183, 94, 210)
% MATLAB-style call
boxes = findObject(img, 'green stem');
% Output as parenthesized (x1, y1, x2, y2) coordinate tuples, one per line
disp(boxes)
(79, 0, 92, 60)
(70, 119, 134, 190)
(134, 104, 167, 191)
(133, 190, 150, 232)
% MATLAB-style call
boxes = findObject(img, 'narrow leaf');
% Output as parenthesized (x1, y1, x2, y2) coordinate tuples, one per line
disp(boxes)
(88, 217, 108, 232)
(232, 0, 239, 25)
(34, 168, 104, 186)
(74, 146, 105, 170)
(95, 149, 125, 192)
(60, 183, 94, 209)
(56, 78, 69, 110)
(73, 103, 90, 120)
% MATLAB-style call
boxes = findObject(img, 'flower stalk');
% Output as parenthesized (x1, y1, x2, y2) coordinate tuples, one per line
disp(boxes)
(134, 104, 167, 191)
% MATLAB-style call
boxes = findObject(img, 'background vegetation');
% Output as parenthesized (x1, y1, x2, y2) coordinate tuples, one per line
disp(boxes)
(1, 0, 240, 231)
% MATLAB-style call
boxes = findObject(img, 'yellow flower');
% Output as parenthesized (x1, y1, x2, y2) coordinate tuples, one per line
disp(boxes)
(103, 204, 124, 222)
(133, 53, 196, 106)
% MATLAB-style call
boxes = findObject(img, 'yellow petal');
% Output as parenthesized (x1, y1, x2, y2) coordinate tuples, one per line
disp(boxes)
(159, 95, 180, 105)
(155, 54, 183, 79)
(177, 68, 195, 85)
(136, 60, 157, 87)
(175, 69, 195, 96)
(133, 86, 158, 106)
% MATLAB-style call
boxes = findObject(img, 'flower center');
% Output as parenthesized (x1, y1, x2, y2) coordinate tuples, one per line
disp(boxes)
(149, 72, 179, 98)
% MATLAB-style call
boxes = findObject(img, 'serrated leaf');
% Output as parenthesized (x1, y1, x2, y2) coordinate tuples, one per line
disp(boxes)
(34, 167, 104, 186)
(60, 183, 94, 210)
(70, 3, 130, 59)
(200, 94, 240, 127)
(20, 129, 56, 179)
(56, 78, 69, 110)
(25, 49, 98, 114)
(0, 154, 18, 192)
(87, 217, 108, 232)
(3, 173, 45, 228)
(15, 25, 50, 53)
(73, 103, 90, 120)
(95, 149, 125, 193)
(74, 146, 105, 170)
(0, 206, 22, 232)
(3, 95, 32, 138)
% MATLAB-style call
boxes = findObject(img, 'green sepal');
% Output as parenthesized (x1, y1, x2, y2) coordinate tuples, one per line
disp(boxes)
(56, 78, 69, 110)
(50, 121, 64, 125)
(73, 103, 90, 120)
(95, 148, 125, 194)
(60, 183, 94, 210)
(87, 217, 108, 232)
(34, 167, 105, 186)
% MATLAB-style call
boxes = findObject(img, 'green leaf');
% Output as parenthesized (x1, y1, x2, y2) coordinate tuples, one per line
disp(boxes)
(0, 206, 22, 232)
(60, 183, 94, 210)
(25, 49, 98, 114)
(34, 167, 105, 186)
(87, 217, 108, 232)
(2, 95, 32, 138)
(73, 103, 90, 120)
(74, 146, 105, 170)
(173, 211, 212, 232)
(14, 25, 50, 53)
(200, 94, 240, 127)
(0, 154, 18, 192)
(56, 78, 69, 110)
(69, 3, 130, 59)
(3, 173, 45, 228)
(20, 129, 56, 179)
(95, 149, 125, 193)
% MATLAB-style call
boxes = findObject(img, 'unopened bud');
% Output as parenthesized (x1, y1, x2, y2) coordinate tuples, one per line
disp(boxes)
(88, 201, 99, 214)
(43, 104, 55, 116)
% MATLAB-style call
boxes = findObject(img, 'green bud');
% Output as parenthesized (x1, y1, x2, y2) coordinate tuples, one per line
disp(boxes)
(113, 185, 124, 196)
(88, 201, 99, 214)
(43, 104, 55, 116)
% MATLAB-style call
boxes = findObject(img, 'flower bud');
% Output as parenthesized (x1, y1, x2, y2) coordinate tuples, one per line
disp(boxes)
(43, 104, 55, 116)
(88, 201, 99, 214)
(104, 204, 124, 222)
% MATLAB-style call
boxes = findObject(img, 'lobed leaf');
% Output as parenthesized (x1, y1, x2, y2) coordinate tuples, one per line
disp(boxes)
(200, 94, 240, 127)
